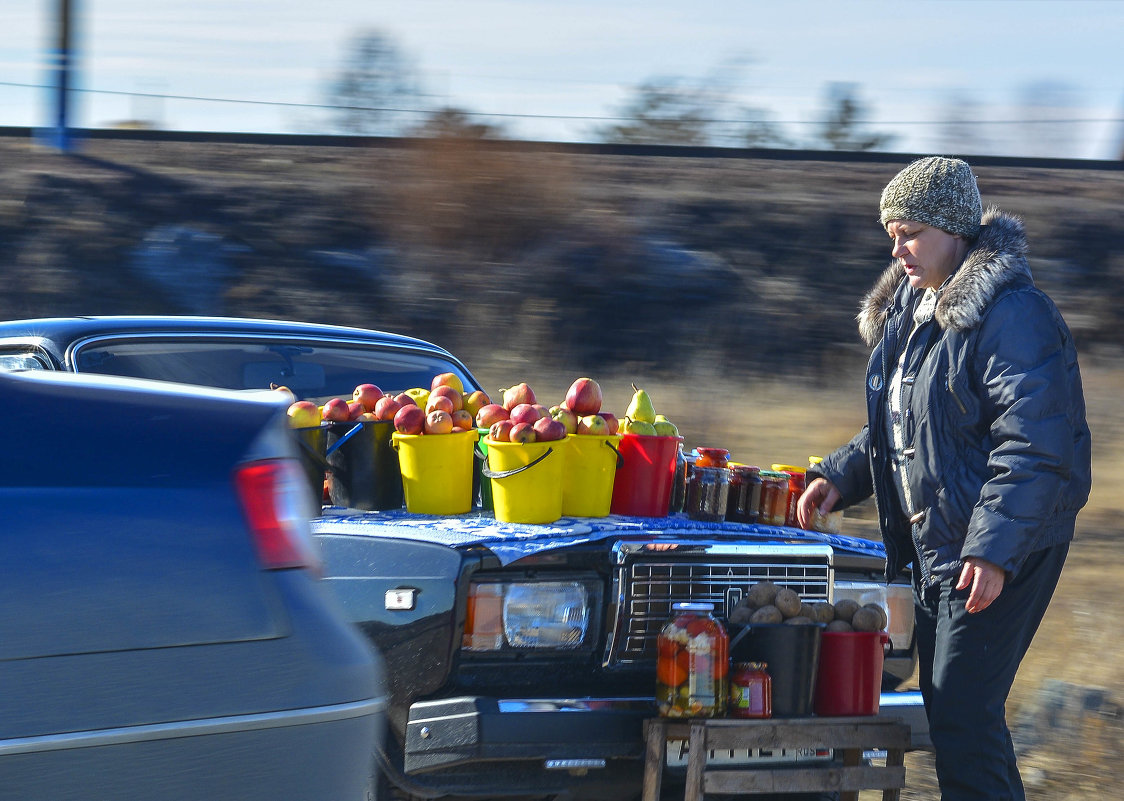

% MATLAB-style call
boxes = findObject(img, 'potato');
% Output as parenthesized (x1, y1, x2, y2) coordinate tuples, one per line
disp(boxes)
(798, 602, 818, 620)
(826, 619, 854, 633)
(862, 603, 888, 630)
(747, 581, 779, 608)
(749, 604, 783, 624)
(833, 598, 861, 623)
(728, 604, 755, 625)
(774, 588, 802, 618)
(850, 606, 882, 632)
(811, 602, 836, 624)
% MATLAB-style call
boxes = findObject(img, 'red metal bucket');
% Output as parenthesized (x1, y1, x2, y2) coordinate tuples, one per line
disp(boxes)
(814, 630, 890, 716)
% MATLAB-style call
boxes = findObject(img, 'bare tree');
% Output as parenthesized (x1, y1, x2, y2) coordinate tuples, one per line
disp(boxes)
(407, 107, 507, 140)
(814, 82, 896, 151)
(328, 29, 425, 135)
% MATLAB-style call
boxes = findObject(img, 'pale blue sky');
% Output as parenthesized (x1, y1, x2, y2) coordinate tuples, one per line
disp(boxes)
(4, 0, 1123, 157)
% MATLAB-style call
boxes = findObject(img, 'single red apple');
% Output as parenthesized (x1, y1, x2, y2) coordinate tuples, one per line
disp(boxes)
(394, 392, 417, 407)
(429, 384, 464, 412)
(425, 409, 454, 435)
(321, 397, 351, 422)
(578, 414, 610, 436)
(352, 383, 384, 412)
(509, 422, 537, 444)
(533, 416, 567, 442)
(475, 403, 509, 428)
(598, 412, 620, 435)
(393, 404, 426, 435)
(565, 377, 602, 416)
(501, 382, 536, 411)
(509, 403, 542, 426)
(451, 409, 473, 430)
(287, 400, 321, 429)
(430, 372, 465, 393)
(489, 419, 514, 442)
(550, 405, 578, 434)
(374, 395, 402, 421)
(426, 394, 456, 415)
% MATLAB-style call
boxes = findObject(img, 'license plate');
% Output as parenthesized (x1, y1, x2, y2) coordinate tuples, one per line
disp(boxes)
(664, 739, 832, 768)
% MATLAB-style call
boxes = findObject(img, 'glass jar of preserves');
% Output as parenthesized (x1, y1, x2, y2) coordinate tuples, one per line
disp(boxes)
(729, 662, 772, 719)
(725, 465, 762, 523)
(757, 470, 789, 526)
(686, 462, 729, 522)
(771, 464, 807, 528)
(656, 602, 729, 718)
(693, 447, 729, 469)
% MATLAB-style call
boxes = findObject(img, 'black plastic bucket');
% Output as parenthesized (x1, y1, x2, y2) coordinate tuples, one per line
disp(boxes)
(292, 425, 328, 503)
(326, 420, 403, 511)
(473, 430, 493, 511)
(728, 622, 824, 717)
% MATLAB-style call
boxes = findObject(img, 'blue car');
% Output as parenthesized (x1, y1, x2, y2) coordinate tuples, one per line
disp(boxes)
(0, 364, 386, 800)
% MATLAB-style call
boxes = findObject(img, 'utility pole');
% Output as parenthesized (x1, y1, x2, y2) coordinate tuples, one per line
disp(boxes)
(46, 0, 76, 151)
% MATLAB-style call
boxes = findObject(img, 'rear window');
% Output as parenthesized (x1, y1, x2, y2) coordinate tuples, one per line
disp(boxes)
(72, 339, 474, 401)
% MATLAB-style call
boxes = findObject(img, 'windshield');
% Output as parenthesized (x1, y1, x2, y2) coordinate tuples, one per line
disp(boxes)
(72, 338, 476, 401)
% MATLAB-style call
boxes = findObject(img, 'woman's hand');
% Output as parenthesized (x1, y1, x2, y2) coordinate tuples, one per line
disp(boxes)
(957, 556, 1006, 613)
(797, 477, 841, 529)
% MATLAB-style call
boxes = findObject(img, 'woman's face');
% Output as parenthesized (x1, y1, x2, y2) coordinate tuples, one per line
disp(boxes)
(886, 220, 968, 291)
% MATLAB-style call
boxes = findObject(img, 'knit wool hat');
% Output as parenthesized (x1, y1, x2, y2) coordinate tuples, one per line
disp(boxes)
(879, 156, 983, 240)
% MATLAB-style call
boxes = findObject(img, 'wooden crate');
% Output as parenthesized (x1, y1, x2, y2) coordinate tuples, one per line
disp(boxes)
(642, 716, 909, 801)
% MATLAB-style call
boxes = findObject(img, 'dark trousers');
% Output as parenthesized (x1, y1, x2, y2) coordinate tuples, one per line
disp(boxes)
(914, 542, 1068, 801)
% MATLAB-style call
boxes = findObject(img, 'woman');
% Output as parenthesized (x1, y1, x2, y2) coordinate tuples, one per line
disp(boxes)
(798, 157, 1091, 800)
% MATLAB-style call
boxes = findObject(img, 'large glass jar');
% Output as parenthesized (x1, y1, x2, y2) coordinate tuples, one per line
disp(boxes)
(757, 470, 789, 526)
(686, 463, 729, 522)
(729, 662, 772, 719)
(726, 465, 762, 523)
(693, 447, 729, 469)
(656, 602, 729, 718)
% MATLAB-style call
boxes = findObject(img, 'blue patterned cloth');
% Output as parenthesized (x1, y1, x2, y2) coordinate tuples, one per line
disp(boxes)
(313, 507, 885, 565)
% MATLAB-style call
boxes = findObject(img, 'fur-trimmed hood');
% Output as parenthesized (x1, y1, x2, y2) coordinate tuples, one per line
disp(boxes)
(857, 207, 1032, 347)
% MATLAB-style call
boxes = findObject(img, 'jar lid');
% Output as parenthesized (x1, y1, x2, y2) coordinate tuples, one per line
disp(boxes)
(771, 464, 806, 474)
(734, 662, 769, 671)
(672, 602, 714, 612)
(730, 464, 760, 475)
(696, 447, 730, 459)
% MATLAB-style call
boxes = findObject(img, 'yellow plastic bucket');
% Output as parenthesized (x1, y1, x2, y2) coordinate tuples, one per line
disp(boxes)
(562, 434, 621, 518)
(483, 436, 570, 524)
(391, 429, 479, 515)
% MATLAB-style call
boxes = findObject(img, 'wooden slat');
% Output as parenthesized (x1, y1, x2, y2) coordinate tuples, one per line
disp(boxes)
(700, 718, 910, 751)
(703, 764, 906, 794)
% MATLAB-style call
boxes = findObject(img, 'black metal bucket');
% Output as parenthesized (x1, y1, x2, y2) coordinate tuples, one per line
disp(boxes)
(728, 622, 824, 717)
(292, 425, 328, 503)
(326, 420, 403, 511)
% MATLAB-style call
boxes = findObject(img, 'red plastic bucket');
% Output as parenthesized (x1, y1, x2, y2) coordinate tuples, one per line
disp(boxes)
(609, 434, 683, 517)
(814, 631, 890, 716)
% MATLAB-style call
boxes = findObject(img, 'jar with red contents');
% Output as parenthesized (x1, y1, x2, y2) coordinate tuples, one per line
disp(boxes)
(771, 464, 807, 528)
(686, 448, 730, 522)
(729, 662, 772, 719)
(656, 602, 729, 718)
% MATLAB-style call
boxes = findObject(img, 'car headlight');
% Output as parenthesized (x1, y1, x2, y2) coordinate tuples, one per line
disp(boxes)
(463, 580, 590, 651)
(833, 581, 914, 651)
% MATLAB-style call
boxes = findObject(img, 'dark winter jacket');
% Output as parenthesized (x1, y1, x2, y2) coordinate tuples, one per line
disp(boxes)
(812, 208, 1091, 587)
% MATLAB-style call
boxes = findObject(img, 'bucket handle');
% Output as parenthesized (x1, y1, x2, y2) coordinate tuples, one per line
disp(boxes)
(604, 438, 624, 470)
(481, 446, 554, 480)
(326, 421, 365, 457)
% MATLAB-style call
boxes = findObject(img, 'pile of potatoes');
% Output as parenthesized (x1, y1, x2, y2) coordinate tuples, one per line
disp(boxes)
(727, 580, 887, 633)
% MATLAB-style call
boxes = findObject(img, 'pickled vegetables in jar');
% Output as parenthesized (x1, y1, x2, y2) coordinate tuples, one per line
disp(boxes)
(656, 602, 729, 718)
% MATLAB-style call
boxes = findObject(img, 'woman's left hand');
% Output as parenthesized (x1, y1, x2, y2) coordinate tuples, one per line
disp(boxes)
(957, 557, 1006, 613)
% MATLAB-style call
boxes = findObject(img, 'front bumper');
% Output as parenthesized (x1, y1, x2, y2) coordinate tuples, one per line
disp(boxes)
(403, 691, 930, 786)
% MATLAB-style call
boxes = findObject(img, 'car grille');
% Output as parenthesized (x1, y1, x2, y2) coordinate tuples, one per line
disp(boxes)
(611, 552, 832, 663)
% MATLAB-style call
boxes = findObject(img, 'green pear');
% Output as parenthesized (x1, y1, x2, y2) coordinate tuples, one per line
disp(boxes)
(621, 416, 657, 436)
(625, 383, 657, 424)
(653, 419, 679, 437)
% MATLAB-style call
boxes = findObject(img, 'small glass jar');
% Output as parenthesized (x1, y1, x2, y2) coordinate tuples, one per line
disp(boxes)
(686, 463, 729, 522)
(771, 465, 807, 528)
(656, 602, 729, 718)
(757, 470, 789, 526)
(726, 465, 762, 523)
(729, 662, 772, 719)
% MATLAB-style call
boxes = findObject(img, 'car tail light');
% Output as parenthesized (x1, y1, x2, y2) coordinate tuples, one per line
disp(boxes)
(234, 459, 321, 573)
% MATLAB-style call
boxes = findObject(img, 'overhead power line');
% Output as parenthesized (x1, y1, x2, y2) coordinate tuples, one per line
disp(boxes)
(1, 80, 1120, 128)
